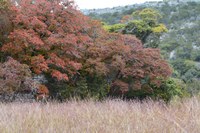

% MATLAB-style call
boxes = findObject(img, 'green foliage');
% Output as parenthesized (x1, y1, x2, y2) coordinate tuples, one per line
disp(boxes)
(152, 24, 168, 33)
(123, 8, 167, 45)
(132, 8, 161, 26)
(101, 8, 167, 48)
(103, 23, 125, 33)
(125, 78, 188, 102)
(123, 20, 152, 42)
(187, 79, 200, 96)
(171, 59, 200, 83)
(46, 74, 110, 100)
(151, 78, 189, 102)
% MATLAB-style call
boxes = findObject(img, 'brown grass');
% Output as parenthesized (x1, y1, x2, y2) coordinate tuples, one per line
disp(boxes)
(0, 97, 200, 133)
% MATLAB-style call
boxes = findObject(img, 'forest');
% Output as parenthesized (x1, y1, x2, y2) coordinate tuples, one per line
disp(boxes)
(0, 0, 197, 102)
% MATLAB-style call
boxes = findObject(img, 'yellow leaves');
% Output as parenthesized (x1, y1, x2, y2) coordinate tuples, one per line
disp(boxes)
(152, 24, 168, 33)
(133, 8, 162, 25)
(103, 23, 125, 33)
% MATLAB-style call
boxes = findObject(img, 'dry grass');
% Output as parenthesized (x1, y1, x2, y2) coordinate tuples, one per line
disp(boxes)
(0, 97, 200, 133)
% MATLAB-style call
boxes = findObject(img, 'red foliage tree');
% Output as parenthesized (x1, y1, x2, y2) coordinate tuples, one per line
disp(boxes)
(84, 21, 172, 94)
(2, 0, 92, 80)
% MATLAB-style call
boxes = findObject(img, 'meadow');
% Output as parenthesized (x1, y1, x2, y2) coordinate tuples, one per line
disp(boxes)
(0, 97, 199, 133)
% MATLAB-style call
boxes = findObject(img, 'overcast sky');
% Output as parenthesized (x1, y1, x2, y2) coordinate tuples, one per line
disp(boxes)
(74, 0, 163, 9)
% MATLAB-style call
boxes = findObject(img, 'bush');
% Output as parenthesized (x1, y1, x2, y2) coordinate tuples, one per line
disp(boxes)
(151, 78, 189, 102)
(0, 57, 34, 94)
(0, 57, 39, 102)
(123, 78, 189, 102)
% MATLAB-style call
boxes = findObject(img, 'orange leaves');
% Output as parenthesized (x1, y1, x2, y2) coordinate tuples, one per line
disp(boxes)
(1, 0, 91, 81)
(37, 84, 49, 94)
(31, 55, 48, 74)
(2, 29, 44, 54)
(47, 53, 66, 69)
(51, 70, 69, 81)
(35, 84, 49, 101)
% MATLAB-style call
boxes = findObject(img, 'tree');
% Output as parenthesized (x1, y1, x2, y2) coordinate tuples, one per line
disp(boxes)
(102, 8, 167, 48)
(2, 0, 91, 81)
(122, 8, 168, 47)
(84, 21, 172, 96)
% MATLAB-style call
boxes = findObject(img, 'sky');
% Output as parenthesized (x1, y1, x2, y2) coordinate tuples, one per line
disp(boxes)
(74, 0, 163, 9)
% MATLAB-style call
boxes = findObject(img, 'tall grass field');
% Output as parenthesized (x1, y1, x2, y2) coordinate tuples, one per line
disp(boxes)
(0, 97, 200, 133)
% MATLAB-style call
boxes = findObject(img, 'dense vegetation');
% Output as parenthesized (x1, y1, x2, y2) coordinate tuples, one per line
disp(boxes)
(86, 0, 200, 98)
(0, 0, 189, 102)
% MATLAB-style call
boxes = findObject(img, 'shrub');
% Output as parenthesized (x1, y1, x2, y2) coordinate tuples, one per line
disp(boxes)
(0, 57, 34, 95)
(151, 78, 189, 102)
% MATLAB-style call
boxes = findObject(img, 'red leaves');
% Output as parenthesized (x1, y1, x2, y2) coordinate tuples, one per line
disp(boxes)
(111, 80, 129, 94)
(31, 55, 48, 74)
(2, 29, 44, 55)
(51, 70, 69, 81)
(84, 22, 172, 92)
(30, 17, 48, 34)
(2, 0, 91, 81)
(69, 61, 82, 71)
(37, 85, 49, 95)
(47, 53, 66, 69)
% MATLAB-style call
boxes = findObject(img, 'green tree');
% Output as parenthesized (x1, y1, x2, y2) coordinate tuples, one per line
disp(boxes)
(123, 8, 167, 47)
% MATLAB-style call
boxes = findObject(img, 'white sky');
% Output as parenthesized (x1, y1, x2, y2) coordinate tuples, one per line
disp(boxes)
(75, 0, 163, 9)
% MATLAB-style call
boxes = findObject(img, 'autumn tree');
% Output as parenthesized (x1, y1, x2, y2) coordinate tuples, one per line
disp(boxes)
(84, 20, 172, 97)
(2, 0, 91, 81)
